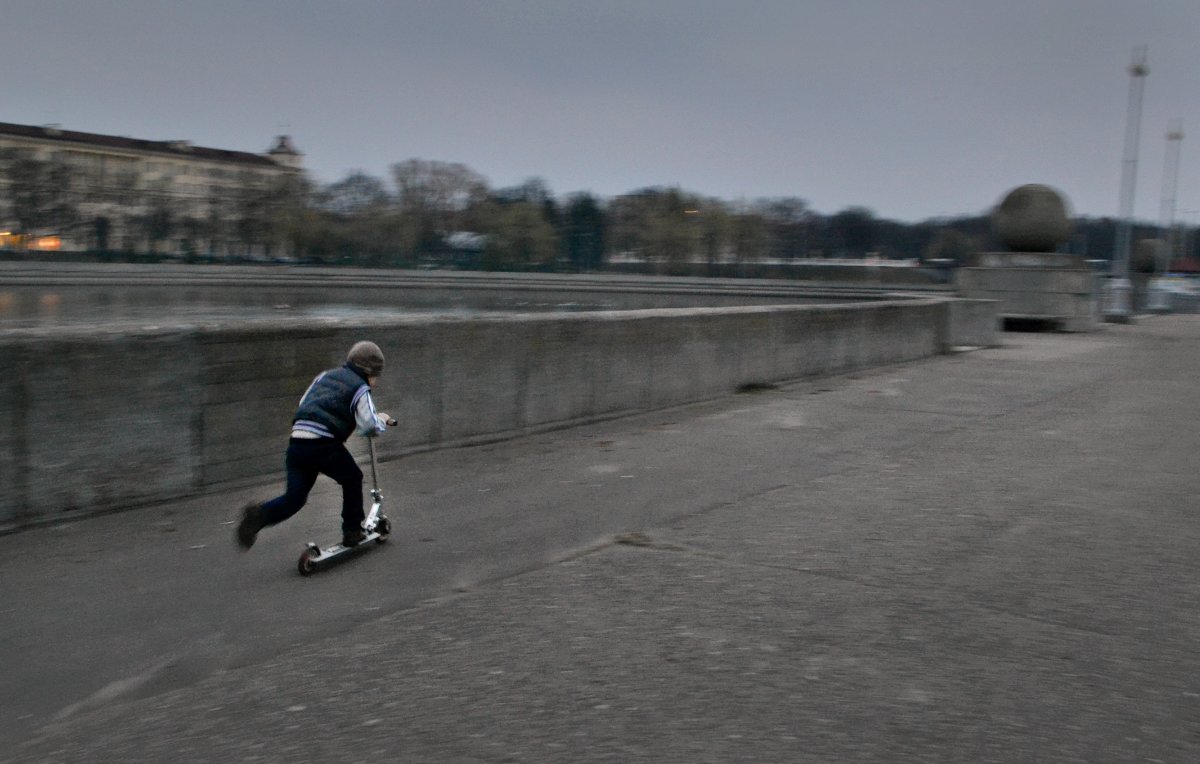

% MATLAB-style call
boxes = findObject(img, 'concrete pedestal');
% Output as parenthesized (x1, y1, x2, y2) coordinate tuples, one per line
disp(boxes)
(956, 252, 1100, 332)
(1102, 277, 1134, 323)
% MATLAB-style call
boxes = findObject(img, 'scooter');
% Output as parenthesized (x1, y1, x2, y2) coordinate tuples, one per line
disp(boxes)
(297, 428, 394, 576)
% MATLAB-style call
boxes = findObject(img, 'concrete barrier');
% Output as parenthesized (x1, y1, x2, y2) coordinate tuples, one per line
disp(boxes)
(0, 297, 996, 530)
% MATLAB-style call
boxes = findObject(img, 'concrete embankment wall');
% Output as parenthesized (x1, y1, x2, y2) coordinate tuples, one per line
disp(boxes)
(0, 298, 996, 530)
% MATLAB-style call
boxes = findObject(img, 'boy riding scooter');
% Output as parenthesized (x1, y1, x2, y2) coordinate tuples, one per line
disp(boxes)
(237, 341, 393, 551)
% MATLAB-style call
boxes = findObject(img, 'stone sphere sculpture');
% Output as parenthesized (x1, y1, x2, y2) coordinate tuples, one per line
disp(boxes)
(991, 184, 1073, 252)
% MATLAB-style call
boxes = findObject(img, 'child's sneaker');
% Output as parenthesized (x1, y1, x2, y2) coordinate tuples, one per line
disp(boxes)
(236, 502, 264, 550)
(342, 529, 366, 547)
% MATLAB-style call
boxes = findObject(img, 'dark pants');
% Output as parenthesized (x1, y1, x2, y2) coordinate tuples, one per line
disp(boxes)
(260, 438, 364, 534)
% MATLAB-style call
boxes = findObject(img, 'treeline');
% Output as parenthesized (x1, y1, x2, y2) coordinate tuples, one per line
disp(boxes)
(1, 149, 1186, 269)
(291, 162, 975, 268)
(292, 161, 1181, 271)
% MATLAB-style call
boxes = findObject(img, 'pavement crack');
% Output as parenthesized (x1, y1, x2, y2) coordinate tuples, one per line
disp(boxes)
(613, 532, 692, 553)
(968, 602, 1123, 639)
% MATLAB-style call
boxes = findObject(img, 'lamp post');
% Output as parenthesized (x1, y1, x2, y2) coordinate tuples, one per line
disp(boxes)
(1148, 120, 1184, 312)
(1105, 45, 1150, 323)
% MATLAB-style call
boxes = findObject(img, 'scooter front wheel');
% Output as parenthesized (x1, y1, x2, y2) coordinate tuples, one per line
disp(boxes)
(376, 516, 391, 543)
(297, 549, 319, 576)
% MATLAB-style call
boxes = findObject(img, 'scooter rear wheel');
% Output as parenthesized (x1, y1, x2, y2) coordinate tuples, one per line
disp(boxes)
(297, 549, 319, 576)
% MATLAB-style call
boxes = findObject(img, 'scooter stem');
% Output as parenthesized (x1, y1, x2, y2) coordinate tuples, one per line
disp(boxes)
(368, 436, 380, 489)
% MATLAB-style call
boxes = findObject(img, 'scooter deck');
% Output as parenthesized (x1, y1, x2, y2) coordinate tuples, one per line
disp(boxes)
(310, 532, 383, 561)
(298, 525, 388, 575)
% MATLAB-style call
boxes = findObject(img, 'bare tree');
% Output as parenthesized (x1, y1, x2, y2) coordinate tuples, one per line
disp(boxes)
(696, 198, 731, 267)
(829, 206, 878, 257)
(608, 187, 706, 266)
(480, 201, 558, 269)
(390, 159, 489, 256)
(729, 208, 769, 262)
(317, 171, 390, 216)
(96, 168, 143, 252)
(756, 197, 813, 260)
(0, 148, 78, 244)
(135, 180, 175, 254)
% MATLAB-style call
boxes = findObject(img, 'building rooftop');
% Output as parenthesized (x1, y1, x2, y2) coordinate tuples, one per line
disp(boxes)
(0, 121, 285, 168)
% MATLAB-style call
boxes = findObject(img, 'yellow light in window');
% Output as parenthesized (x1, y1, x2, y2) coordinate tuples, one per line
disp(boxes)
(32, 236, 62, 251)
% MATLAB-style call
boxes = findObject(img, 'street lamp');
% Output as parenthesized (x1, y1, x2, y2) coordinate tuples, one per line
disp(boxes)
(1149, 120, 1184, 312)
(1104, 45, 1149, 323)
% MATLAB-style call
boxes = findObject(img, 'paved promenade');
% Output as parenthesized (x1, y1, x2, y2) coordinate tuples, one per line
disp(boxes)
(5, 317, 1200, 762)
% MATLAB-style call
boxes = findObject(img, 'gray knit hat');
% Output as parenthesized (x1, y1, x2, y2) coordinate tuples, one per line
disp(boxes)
(347, 340, 385, 377)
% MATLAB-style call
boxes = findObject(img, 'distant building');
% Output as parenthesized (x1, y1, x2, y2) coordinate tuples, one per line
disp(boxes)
(0, 121, 303, 256)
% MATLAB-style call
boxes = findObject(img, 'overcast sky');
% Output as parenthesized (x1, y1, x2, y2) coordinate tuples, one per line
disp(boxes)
(4, 1, 1199, 222)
